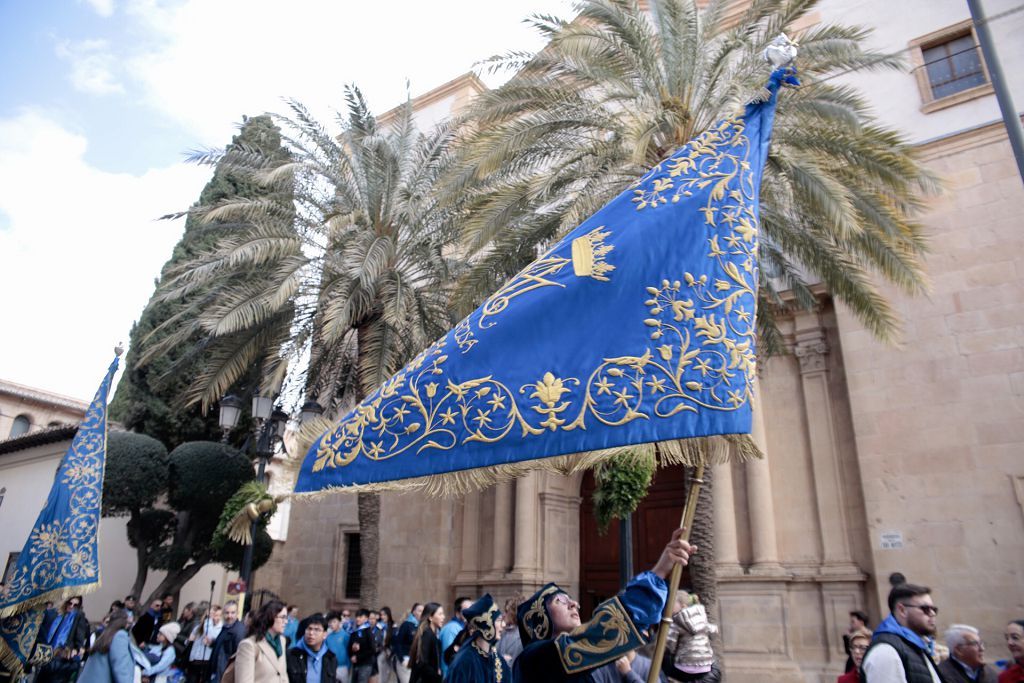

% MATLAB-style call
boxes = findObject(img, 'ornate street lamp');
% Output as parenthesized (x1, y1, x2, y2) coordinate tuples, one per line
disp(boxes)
(218, 392, 322, 608)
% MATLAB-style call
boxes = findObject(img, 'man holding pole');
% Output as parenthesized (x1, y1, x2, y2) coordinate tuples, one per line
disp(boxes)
(512, 528, 694, 682)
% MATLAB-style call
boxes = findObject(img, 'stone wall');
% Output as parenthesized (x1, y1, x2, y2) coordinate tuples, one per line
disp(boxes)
(836, 122, 1024, 647)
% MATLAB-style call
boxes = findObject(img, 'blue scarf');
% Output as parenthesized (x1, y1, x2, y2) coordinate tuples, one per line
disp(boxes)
(873, 614, 929, 652)
(47, 609, 78, 647)
(404, 614, 418, 627)
(300, 640, 326, 683)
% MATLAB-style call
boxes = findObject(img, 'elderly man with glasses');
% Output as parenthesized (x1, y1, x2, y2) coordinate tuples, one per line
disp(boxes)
(937, 625, 999, 683)
(863, 584, 943, 683)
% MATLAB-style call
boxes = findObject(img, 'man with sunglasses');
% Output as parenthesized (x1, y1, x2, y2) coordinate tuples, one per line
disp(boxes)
(863, 584, 942, 683)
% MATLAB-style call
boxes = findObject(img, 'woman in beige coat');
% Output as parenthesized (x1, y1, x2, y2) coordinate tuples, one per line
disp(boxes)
(234, 600, 289, 683)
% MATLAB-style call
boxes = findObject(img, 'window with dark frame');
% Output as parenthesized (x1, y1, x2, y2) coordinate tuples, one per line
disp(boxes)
(343, 532, 362, 599)
(922, 31, 987, 100)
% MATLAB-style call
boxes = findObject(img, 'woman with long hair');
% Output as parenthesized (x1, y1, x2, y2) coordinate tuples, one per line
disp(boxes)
(408, 603, 445, 683)
(234, 600, 288, 683)
(78, 609, 136, 683)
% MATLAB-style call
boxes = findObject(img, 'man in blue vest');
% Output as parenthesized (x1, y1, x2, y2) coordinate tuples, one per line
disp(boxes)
(863, 584, 942, 683)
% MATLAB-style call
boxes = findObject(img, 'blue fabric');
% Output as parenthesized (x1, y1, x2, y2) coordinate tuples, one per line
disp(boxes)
(874, 614, 930, 652)
(0, 355, 120, 672)
(283, 617, 299, 644)
(141, 644, 177, 677)
(50, 609, 79, 647)
(513, 571, 669, 682)
(445, 643, 511, 683)
(325, 629, 350, 670)
(300, 639, 327, 683)
(78, 630, 136, 683)
(295, 69, 794, 494)
(439, 618, 465, 676)
(617, 571, 668, 629)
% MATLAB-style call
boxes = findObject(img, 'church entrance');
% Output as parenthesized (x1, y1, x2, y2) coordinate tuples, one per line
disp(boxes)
(578, 463, 692, 618)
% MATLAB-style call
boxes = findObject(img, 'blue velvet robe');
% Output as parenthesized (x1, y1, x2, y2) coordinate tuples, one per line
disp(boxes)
(445, 641, 511, 683)
(512, 572, 667, 683)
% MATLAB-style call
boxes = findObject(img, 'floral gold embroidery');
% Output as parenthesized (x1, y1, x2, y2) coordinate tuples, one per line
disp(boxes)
(311, 110, 755, 474)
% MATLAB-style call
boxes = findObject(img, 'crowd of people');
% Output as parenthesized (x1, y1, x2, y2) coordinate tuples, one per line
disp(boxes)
(837, 577, 1024, 683)
(17, 547, 1024, 683)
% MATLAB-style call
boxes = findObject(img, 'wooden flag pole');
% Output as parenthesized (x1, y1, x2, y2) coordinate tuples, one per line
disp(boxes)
(646, 463, 705, 683)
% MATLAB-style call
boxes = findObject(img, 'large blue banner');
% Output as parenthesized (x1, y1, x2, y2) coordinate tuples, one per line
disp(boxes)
(295, 70, 793, 494)
(0, 355, 119, 672)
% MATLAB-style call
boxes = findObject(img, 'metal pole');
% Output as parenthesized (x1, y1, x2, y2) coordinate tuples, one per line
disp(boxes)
(619, 513, 634, 589)
(967, 0, 1024, 184)
(239, 423, 271, 614)
(646, 463, 705, 683)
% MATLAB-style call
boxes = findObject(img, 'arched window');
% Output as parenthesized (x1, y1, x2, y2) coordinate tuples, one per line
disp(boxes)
(9, 415, 31, 438)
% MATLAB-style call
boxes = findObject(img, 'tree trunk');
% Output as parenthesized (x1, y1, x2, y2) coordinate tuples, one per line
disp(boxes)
(687, 466, 715, 611)
(129, 509, 150, 599)
(145, 554, 211, 605)
(357, 491, 380, 607)
(686, 465, 722, 655)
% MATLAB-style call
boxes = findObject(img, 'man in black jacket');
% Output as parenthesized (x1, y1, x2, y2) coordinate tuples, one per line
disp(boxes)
(209, 600, 245, 683)
(288, 614, 338, 683)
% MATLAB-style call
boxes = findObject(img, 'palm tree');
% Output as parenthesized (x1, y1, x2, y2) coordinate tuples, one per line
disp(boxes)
(446, 0, 936, 629)
(150, 88, 464, 606)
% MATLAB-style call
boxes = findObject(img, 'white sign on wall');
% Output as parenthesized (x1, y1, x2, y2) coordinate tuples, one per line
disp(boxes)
(880, 531, 904, 550)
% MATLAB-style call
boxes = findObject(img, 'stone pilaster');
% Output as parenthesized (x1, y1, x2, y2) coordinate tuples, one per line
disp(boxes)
(746, 377, 785, 574)
(794, 311, 859, 573)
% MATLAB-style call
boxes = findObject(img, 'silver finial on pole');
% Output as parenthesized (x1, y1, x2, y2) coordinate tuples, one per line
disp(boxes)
(763, 33, 798, 68)
(114, 342, 125, 357)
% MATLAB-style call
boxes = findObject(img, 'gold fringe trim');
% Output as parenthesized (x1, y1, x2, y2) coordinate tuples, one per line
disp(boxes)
(283, 433, 760, 501)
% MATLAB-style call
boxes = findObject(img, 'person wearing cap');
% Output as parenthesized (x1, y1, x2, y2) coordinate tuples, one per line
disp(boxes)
(141, 622, 182, 683)
(513, 527, 694, 683)
(445, 595, 511, 683)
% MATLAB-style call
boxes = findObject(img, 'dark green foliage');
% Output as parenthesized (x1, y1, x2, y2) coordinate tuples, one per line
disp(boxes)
(167, 441, 253, 513)
(103, 432, 169, 515)
(109, 115, 291, 448)
(218, 527, 274, 572)
(591, 452, 656, 534)
(102, 433, 272, 600)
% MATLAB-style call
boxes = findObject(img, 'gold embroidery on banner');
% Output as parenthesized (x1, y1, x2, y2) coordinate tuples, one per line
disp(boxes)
(479, 226, 615, 331)
(0, 396, 106, 606)
(557, 597, 644, 673)
(311, 113, 756, 474)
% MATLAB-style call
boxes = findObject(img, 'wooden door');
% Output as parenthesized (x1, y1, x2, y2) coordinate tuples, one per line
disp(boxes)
(578, 463, 692, 618)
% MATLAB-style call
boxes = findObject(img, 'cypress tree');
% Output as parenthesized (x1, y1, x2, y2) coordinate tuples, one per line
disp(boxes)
(110, 115, 291, 448)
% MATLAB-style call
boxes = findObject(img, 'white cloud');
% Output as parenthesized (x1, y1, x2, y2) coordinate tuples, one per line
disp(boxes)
(81, 0, 115, 17)
(56, 39, 124, 95)
(122, 0, 573, 145)
(0, 111, 208, 399)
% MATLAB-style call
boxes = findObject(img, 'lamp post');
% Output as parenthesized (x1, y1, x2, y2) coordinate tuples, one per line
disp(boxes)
(218, 392, 323, 607)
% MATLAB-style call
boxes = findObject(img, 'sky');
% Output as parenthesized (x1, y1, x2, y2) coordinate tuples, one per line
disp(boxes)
(0, 0, 573, 402)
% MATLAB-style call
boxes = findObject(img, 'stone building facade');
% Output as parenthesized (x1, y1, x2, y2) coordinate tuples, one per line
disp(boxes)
(259, 1, 1024, 681)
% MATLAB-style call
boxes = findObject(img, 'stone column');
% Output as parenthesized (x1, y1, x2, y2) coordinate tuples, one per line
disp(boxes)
(491, 481, 514, 574)
(746, 377, 784, 574)
(454, 491, 480, 586)
(512, 471, 539, 576)
(793, 312, 857, 571)
(712, 459, 743, 575)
